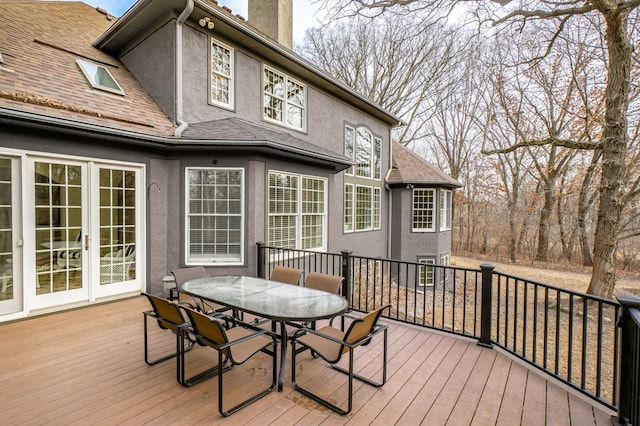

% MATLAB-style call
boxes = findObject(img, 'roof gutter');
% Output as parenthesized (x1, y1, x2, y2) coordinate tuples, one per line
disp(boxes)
(174, 0, 194, 137)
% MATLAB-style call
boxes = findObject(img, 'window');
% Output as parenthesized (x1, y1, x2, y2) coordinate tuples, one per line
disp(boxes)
(268, 171, 326, 250)
(263, 66, 306, 130)
(186, 168, 244, 265)
(355, 185, 372, 231)
(440, 189, 452, 231)
(413, 188, 435, 232)
(344, 126, 355, 175)
(210, 38, 234, 108)
(343, 124, 383, 232)
(440, 252, 450, 284)
(344, 184, 354, 232)
(373, 187, 381, 229)
(374, 137, 382, 180)
(355, 128, 372, 178)
(76, 59, 124, 95)
(418, 258, 435, 287)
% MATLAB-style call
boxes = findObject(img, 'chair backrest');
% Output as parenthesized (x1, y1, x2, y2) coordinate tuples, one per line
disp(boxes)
(344, 305, 390, 348)
(143, 292, 187, 333)
(171, 266, 207, 287)
(270, 266, 303, 285)
(305, 272, 343, 294)
(182, 306, 230, 355)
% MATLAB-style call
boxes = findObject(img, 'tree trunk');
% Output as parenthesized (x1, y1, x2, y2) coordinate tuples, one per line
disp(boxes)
(578, 152, 600, 267)
(535, 180, 554, 262)
(587, 9, 631, 299)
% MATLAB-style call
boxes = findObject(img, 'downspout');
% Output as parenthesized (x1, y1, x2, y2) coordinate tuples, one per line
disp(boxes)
(174, 0, 194, 137)
(385, 143, 393, 259)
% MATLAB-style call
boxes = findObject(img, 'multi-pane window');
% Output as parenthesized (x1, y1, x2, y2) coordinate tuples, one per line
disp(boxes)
(343, 124, 383, 232)
(355, 128, 372, 178)
(413, 188, 435, 232)
(373, 187, 381, 229)
(418, 258, 435, 287)
(263, 66, 305, 131)
(355, 185, 372, 231)
(210, 38, 234, 108)
(344, 184, 354, 232)
(440, 189, 452, 231)
(268, 171, 326, 250)
(186, 168, 243, 264)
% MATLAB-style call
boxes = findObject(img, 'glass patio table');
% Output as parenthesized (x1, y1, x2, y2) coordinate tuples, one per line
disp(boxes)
(181, 275, 349, 391)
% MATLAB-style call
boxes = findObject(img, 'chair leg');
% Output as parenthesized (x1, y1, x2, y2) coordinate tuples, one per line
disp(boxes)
(291, 327, 387, 415)
(143, 311, 193, 366)
(177, 328, 230, 387)
(218, 339, 278, 416)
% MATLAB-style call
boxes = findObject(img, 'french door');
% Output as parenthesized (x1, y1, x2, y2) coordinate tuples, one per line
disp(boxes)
(0, 157, 21, 316)
(26, 157, 143, 311)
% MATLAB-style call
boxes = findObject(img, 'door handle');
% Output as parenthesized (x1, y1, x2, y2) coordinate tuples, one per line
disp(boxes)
(84, 235, 89, 250)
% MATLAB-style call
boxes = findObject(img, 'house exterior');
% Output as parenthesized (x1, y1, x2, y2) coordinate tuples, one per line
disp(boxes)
(0, 0, 458, 321)
(387, 143, 462, 286)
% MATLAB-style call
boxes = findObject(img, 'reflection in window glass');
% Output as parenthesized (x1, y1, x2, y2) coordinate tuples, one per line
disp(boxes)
(263, 66, 305, 130)
(100, 168, 136, 284)
(210, 39, 234, 107)
(76, 59, 124, 95)
(187, 168, 243, 264)
(0, 158, 12, 300)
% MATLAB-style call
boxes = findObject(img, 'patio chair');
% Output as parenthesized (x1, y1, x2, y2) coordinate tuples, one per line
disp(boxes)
(142, 292, 195, 382)
(182, 306, 278, 416)
(251, 265, 304, 326)
(291, 304, 390, 415)
(269, 265, 304, 285)
(171, 267, 229, 315)
(304, 272, 343, 294)
(286, 272, 344, 332)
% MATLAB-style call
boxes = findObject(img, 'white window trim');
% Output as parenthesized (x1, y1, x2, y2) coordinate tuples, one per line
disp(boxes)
(440, 189, 452, 231)
(418, 258, 435, 287)
(267, 170, 327, 251)
(262, 65, 307, 132)
(76, 59, 125, 96)
(373, 187, 381, 230)
(209, 37, 234, 109)
(344, 183, 354, 233)
(185, 167, 245, 266)
(412, 188, 436, 233)
(354, 184, 373, 232)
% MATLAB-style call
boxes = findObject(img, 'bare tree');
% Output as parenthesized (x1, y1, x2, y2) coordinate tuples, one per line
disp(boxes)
(316, 0, 639, 298)
(300, 14, 465, 146)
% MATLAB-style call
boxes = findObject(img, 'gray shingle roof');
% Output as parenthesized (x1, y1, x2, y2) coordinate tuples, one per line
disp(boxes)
(387, 143, 462, 187)
(183, 117, 351, 168)
(0, 1, 175, 136)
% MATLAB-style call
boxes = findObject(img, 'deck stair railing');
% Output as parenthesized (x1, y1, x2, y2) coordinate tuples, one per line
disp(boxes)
(257, 243, 637, 415)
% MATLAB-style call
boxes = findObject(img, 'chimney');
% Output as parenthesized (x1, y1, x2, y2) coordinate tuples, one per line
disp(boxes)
(248, 0, 293, 49)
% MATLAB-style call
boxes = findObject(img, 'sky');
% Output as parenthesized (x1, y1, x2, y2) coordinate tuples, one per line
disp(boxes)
(73, 0, 323, 45)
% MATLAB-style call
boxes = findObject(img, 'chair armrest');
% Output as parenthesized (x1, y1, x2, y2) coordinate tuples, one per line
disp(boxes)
(218, 328, 277, 350)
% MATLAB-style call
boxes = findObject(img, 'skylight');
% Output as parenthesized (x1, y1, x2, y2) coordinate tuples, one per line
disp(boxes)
(76, 59, 124, 95)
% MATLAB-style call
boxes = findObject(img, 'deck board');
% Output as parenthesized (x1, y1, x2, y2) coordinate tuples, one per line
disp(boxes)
(0, 296, 614, 425)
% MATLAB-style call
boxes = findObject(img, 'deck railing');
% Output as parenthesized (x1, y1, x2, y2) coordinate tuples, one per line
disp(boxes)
(256, 243, 637, 413)
(615, 296, 640, 425)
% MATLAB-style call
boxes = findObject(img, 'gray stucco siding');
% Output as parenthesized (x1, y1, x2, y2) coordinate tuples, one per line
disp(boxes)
(121, 21, 176, 122)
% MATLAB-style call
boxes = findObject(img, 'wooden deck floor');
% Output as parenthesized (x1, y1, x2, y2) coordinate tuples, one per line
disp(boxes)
(0, 296, 614, 425)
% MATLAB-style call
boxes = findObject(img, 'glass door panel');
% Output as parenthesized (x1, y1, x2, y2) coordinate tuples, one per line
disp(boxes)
(0, 157, 20, 315)
(99, 168, 136, 285)
(33, 161, 87, 305)
(92, 165, 140, 298)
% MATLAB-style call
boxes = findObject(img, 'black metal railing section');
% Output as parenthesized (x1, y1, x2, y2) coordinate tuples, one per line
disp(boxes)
(615, 296, 640, 425)
(256, 243, 628, 412)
